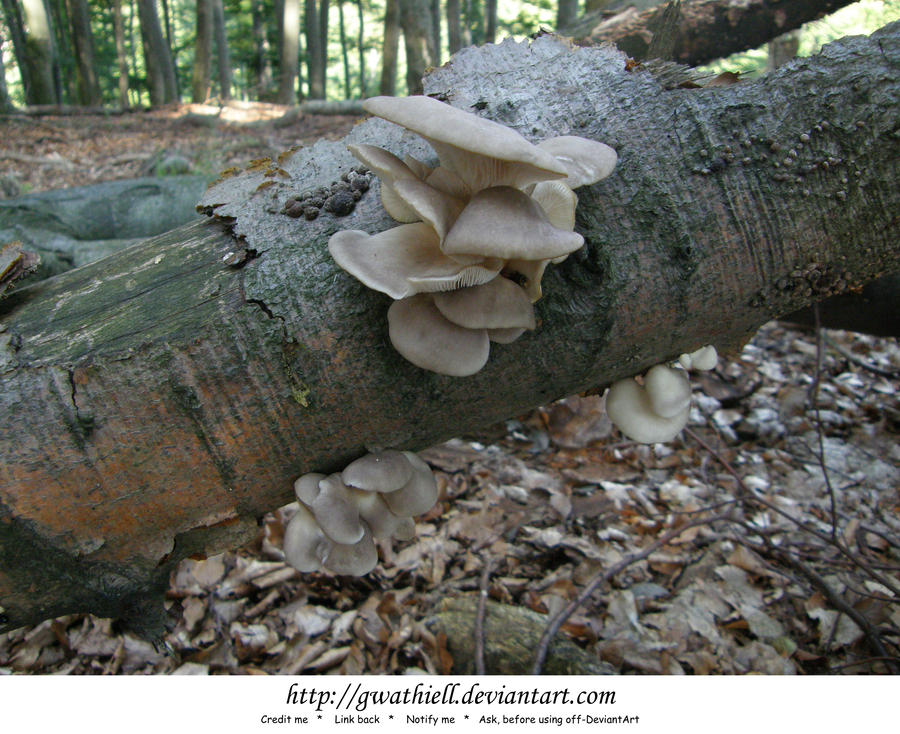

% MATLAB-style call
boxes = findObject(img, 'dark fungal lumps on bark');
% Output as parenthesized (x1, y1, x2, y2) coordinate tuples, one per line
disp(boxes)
(280, 167, 372, 221)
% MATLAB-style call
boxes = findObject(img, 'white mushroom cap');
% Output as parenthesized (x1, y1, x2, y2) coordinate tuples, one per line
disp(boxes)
(283, 503, 330, 572)
(347, 143, 421, 222)
(391, 177, 466, 241)
(349, 488, 410, 538)
(388, 294, 490, 376)
(342, 449, 413, 492)
(403, 154, 433, 181)
(488, 327, 527, 344)
(503, 258, 550, 302)
(679, 345, 718, 371)
(605, 377, 690, 444)
(432, 277, 535, 330)
(363, 95, 568, 192)
(537, 135, 618, 189)
(643, 364, 692, 419)
(530, 180, 577, 232)
(328, 223, 502, 300)
(442, 186, 584, 261)
(322, 524, 378, 575)
(293, 472, 325, 505)
(309, 474, 365, 545)
(382, 452, 439, 516)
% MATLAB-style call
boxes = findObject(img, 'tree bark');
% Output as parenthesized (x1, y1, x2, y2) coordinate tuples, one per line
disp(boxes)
(379, 0, 399, 95)
(446, 0, 462, 55)
(250, 0, 273, 99)
(567, 0, 859, 67)
(338, 0, 351, 98)
(111, 0, 131, 108)
(1, 24, 898, 634)
(67, 0, 100, 106)
(557, 0, 579, 31)
(1, 0, 33, 102)
(212, 0, 233, 101)
(398, 0, 435, 94)
(20, 0, 58, 104)
(0, 32, 13, 111)
(304, 0, 324, 99)
(356, 0, 366, 97)
(278, 0, 300, 103)
(136, 0, 177, 105)
(483, 0, 496, 44)
(192, 0, 213, 103)
(318, 0, 330, 96)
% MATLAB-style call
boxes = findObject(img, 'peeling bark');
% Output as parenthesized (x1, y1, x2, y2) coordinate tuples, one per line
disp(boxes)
(1, 26, 898, 633)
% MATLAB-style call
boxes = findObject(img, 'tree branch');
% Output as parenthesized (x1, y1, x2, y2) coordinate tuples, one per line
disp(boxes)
(566, 0, 860, 67)
(1, 24, 898, 633)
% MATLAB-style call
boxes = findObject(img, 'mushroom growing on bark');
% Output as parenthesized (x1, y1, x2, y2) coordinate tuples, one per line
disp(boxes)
(281, 450, 439, 575)
(327, 95, 617, 375)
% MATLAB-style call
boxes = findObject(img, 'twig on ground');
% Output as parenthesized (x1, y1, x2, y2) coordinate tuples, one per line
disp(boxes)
(825, 334, 900, 378)
(773, 548, 900, 673)
(474, 560, 493, 675)
(811, 305, 840, 541)
(530, 513, 731, 675)
(684, 427, 900, 598)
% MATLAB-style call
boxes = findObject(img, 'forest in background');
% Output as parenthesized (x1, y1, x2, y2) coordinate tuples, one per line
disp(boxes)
(1, 0, 899, 111)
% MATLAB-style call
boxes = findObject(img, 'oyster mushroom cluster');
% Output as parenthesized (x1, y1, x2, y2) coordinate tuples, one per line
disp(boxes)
(328, 95, 617, 376)
(605, 345, 718, 444)
(282, 450, 438, 576)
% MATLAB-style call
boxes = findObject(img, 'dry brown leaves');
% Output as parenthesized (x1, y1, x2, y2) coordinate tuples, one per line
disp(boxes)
(0, 103, 358, 195)
(1, 321, 897, 676)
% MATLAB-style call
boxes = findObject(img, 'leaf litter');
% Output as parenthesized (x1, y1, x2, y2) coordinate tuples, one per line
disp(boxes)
(1, 320, 896, 675)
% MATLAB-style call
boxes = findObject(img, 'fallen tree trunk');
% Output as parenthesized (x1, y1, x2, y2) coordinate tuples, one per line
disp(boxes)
(0, 25, 898, 634)
(566, 0, 858, 66)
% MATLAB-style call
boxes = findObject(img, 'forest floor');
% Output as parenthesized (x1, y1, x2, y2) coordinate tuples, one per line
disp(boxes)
(0, 105, 898, 676)
(0, 102, 359, 196)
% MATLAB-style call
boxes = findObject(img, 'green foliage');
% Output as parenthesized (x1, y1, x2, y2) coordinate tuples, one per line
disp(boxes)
(701, 0, 900, 78)
(1, 0, 899, 106)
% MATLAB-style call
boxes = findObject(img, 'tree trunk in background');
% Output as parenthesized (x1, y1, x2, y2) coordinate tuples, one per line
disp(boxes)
(67, 0, 101, 106)
(305, 0, 324, 98)
(379, 0, 399, 95)
(568, 0, 858, 67)
(159, 0, 179, 97)
(278, 0, 300, 103)
(484, 0, 496, 43)
(137, 0, 177, 105)
(446, 0, 461, 54)
(0, 40, 13, 110)
(192, 0, 213, 102)
(212, 0, 231, 100)
(768, 30, 800, 70)
(250, 0, 273, 99)
(47, 0, 70, 102)
(430, 0, 441, 65)
(356, 0, 365, 97)
(398, 0, 434, 94)
(557, 0, 579, 30)
(338, 0, 350, 98)
(20, 0, 57, 104)
(1, 0, 31, 102)
(1, 23, 897, 634)
(461, 0, 472, 45)
(111, 0, 130, 108)
(318, 0, 329, 96)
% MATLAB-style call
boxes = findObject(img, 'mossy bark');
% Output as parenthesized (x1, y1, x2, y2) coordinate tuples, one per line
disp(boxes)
(1, 27, 898, 633)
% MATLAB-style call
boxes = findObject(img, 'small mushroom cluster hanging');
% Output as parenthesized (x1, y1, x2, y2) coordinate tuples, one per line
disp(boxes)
(283, 450, 438, 575)
(605, 346, 719, 444)
(328, 95, 617, 376)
